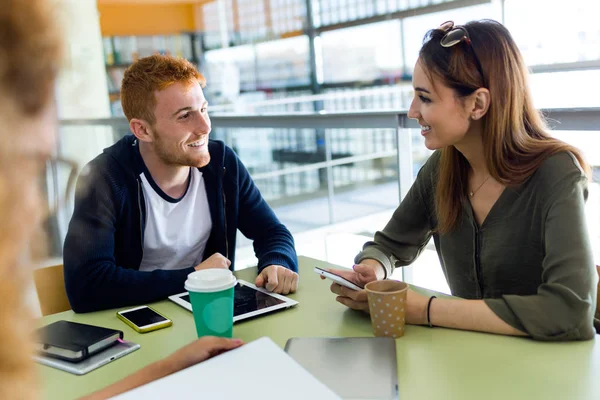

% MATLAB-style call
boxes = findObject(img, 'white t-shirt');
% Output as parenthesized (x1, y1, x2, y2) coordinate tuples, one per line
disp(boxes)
(139, 167, 212, 272)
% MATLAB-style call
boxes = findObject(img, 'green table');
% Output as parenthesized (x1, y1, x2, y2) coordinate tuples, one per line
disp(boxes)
(40, 256, 600, 400)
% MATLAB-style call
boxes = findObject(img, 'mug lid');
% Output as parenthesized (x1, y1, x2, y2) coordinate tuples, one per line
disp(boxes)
(185, 269, 237, 293)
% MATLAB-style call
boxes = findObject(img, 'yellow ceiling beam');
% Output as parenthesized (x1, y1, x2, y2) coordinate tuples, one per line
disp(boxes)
(98, 0, 211, 4)
(98, 2, 209, 36)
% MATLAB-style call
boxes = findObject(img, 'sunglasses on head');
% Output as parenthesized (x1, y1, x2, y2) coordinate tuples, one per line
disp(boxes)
(438, 21, 486, 87)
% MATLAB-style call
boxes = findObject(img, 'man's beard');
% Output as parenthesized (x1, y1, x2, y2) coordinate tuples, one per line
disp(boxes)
(152, 131, 211, 168)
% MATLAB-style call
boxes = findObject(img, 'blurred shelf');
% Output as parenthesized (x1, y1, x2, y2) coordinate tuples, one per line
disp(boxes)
(315, 0, 490, 33)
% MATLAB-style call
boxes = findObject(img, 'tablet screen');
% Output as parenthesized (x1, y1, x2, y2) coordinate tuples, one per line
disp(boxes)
(180, 282, 286, 316)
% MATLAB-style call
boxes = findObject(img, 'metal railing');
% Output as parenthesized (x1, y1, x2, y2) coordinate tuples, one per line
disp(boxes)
(59, 107, 600, 205)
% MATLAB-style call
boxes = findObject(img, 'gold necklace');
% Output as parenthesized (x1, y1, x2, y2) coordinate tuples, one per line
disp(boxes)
(469, 175, 491, 197)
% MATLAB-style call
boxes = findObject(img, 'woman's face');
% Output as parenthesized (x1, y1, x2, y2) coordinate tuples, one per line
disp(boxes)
(407, 60, 472, 150)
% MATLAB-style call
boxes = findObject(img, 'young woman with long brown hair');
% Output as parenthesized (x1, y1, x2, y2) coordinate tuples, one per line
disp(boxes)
(326, 19, 597, 341)
(0, 1, 241, 398)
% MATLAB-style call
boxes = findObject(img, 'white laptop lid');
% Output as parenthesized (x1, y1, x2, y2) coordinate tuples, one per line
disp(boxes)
(112, 337, 341, 400)
(285, 337, 399, 400)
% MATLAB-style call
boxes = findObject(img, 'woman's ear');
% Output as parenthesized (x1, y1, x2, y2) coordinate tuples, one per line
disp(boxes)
(469, 88, 491, 120)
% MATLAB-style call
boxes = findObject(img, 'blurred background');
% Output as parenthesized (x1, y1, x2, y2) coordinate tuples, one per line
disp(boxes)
(49, 0, 600, 295)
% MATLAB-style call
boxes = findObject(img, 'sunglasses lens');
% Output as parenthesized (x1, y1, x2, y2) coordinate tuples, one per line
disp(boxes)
(439, 21, 454, 32)
(441, 29, 466, 47)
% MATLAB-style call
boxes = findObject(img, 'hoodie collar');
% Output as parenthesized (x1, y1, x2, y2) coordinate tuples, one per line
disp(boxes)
(103, 134, 226, 180)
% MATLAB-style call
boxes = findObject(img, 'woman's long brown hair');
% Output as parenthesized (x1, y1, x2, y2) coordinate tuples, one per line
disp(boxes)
(0, 1, 62, 398)
(419, 20, 588, 234)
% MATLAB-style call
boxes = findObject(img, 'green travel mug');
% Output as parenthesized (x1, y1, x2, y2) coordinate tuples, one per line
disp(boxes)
(185, 269, 237, 338)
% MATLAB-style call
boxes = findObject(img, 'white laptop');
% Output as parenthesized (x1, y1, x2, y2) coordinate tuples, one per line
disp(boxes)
(285, 337, 399, 400)
(112, 337, 341, 400)
(169, 279, 298, 322)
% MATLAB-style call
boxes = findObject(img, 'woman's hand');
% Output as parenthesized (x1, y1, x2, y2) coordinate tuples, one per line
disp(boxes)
(321, 259, 386, 287)
(324, 261, 430, 324)
(330, 282, 370, 312)
(332, 282, 430, 324)
(322, 260, 386, 313)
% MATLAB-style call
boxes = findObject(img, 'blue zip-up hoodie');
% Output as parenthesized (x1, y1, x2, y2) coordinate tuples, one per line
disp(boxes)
(64, 135, 298, 313)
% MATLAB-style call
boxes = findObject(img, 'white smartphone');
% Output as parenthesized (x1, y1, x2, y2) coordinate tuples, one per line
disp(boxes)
(314, 267, 363, 291)
(117, 305, 172, 333)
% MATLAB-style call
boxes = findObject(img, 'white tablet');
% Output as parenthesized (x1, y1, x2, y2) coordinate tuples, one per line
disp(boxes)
(169, 279, 298, 322)
(34, 339, 140, 375)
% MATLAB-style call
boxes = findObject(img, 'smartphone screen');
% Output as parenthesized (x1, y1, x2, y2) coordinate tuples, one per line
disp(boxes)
(120, 307, 167, 327)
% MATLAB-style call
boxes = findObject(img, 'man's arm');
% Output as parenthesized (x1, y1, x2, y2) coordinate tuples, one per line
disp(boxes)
(63, 160, 194, 313)
(231, 148, 298, 273)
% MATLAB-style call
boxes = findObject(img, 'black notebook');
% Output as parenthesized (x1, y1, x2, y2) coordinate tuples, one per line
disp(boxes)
(36, 321, 123, 362)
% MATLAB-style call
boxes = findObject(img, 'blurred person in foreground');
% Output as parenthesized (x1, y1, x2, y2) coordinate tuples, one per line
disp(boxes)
(0, 1, 242, 399)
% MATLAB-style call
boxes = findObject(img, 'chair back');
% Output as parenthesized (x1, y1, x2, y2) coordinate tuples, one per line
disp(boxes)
(595, 266, 600, 334)
(34, 264, 71, 316)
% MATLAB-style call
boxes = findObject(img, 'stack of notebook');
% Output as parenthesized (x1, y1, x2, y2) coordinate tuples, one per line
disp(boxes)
(35, 321, 139, 375)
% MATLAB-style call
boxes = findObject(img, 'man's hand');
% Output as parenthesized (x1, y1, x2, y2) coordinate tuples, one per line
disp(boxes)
(255, 265, 299, 295)
(194, 253, 231, 271)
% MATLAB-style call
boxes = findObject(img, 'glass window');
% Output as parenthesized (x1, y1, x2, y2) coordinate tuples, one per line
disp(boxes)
(238, 0, 268, 43)
(270, 0, 306, 36)
(204, 45, 257, 103)
(529, 70, 600, 108)
(202, 0, 235, 49)
(320, 21, 403, 84)
(255, 36, 311, 89)
(321, 85, 412, 112)
(402, 3, 498, 70)
(505, 0, 600, 65)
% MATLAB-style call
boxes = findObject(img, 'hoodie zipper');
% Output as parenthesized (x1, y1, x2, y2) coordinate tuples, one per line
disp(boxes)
(223, 167, 229, 260)
(137, 178, 144, 259)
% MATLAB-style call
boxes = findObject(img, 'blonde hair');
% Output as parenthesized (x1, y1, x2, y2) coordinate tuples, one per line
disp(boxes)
(121, 55, 206, 124)
(0, 0, 62, 398)
(418, 20, 588, 234)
